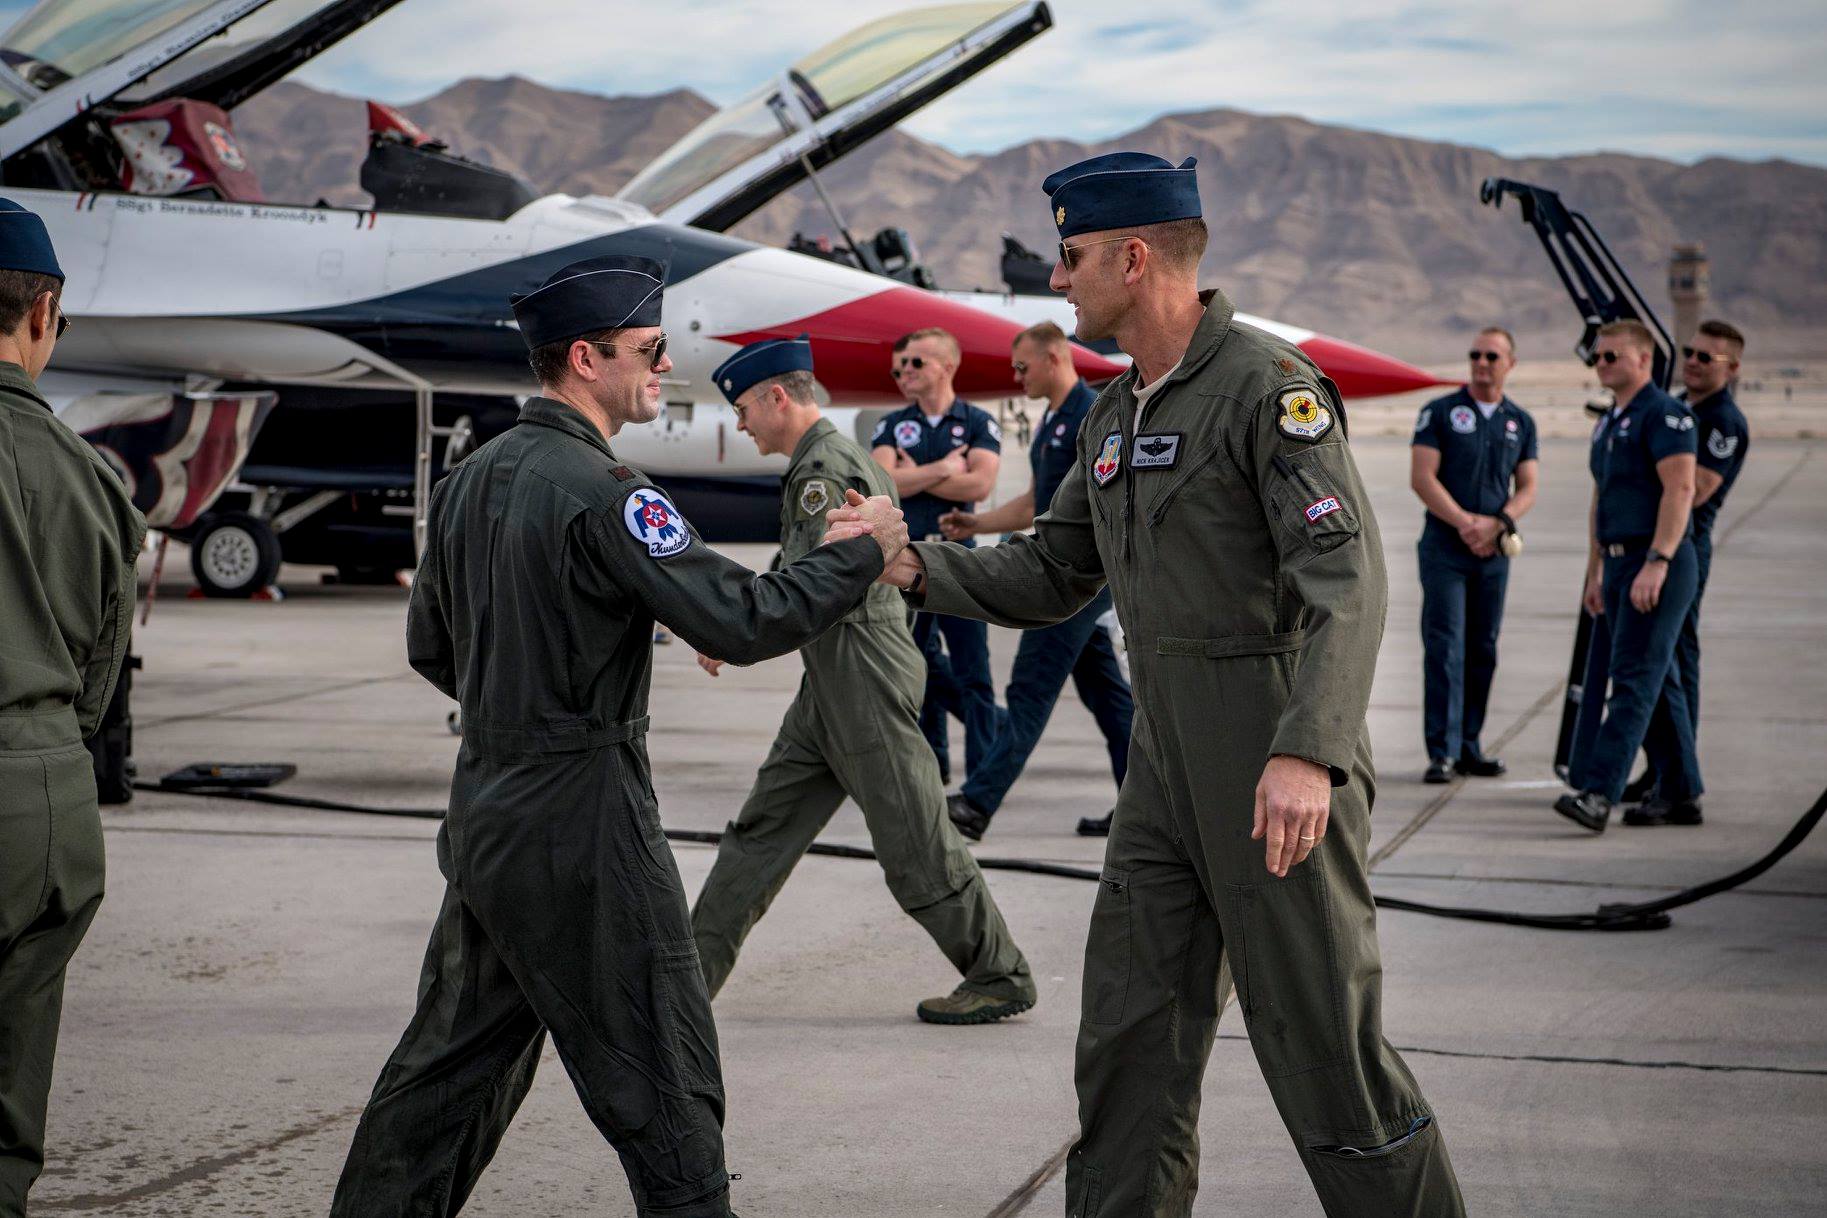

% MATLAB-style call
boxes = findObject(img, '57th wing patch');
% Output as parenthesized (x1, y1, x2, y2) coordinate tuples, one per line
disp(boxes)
(1277, 388, 1334, 442)
(798, 479, 833, 517)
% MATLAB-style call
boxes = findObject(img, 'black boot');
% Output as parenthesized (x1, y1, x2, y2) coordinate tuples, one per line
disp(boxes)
(1624, 797, 1703, 827)
(1424, 759, 1452, 784)
(1455, 749, 1506, 777)
(947, 793, 990, 841)
(1621, 769, 1657, 804)
(1076, 809, 1113, 836)
(1553, 790, 1612, 833)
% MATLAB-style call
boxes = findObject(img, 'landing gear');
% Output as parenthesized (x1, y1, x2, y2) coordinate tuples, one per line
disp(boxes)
(189, 511, 282, 598)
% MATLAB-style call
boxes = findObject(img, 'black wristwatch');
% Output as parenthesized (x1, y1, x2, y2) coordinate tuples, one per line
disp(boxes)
(1495, 510, 1516, 535)
(1646, 549, 1671, 565)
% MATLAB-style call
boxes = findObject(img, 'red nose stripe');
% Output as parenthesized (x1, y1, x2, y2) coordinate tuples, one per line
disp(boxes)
(1296, 334, 1451, 399)
(713, 285, 1126, 405)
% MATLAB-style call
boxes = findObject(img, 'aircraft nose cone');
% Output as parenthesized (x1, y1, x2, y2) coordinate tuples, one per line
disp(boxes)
(1295, 334, 1451, 399)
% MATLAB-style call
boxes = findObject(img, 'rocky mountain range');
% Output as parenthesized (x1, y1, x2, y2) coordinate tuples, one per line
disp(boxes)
(232, 77, 1827, 361)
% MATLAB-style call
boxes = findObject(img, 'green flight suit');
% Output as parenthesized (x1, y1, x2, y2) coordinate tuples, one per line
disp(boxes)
(912, 293, 1465, 1217)
(332, 398, 885, 1218)
(0, 361, 145, 1216)
(690, 418, 1033, 1004)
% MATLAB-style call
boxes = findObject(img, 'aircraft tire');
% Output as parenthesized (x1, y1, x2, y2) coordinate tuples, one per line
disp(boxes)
(190, 511, 283, 598)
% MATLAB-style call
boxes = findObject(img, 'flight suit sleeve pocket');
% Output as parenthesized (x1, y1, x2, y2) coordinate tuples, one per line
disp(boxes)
(1266, 449, 1360, 557)
(1082, 866, 1132, 1026)
(1223, 867, 1348, 1077)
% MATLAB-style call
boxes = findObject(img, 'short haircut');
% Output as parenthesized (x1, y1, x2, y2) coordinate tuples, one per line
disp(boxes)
(1135, 217, 1208, 271)
(1696, 318, 1745, 354)
(1014, 320, 1070, 352)
(528, 326, 622, 389)
(895, 327, 961, 363)
(752, 368, 820, 405)
(1477, 326, 1516, 356)
(1597, 319, 1655, 354)
(0, 270, 61, 335)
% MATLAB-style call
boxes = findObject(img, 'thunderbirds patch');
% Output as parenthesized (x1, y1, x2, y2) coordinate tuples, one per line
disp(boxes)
(894, 419, 922, 448)
(1277, 389, 1333, 442)
(624, 489, 691, 558)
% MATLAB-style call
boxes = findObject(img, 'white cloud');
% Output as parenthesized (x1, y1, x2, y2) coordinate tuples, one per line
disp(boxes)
(2, 0, 1822, 164)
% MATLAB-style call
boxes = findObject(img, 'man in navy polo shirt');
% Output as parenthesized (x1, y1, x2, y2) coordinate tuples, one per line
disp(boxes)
(1556, 320, 1702, 833)
(1409, 326, 1539, 784)
(1623, 318, 1751, 826)
(938, 321, 1134, 839)
(871, 327, 1004, 782)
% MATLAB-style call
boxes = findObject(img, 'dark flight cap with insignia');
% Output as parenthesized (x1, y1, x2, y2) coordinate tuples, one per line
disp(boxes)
(510, 253, 665, 350)
(0, 197, 64, 280)
(710, 333, 814, 405)
(1043, 152, 1201, 240)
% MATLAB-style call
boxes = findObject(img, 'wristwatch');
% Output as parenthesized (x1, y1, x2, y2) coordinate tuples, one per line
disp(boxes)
(1646, 549, 1671, 565)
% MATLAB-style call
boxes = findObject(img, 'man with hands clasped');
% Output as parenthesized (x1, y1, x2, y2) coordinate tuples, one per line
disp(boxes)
(689, 336, 1036, 1026)
(836, 153, 1464, 1217)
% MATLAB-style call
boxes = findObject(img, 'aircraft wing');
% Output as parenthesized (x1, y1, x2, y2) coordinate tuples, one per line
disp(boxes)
(617, 1, 1051, 233)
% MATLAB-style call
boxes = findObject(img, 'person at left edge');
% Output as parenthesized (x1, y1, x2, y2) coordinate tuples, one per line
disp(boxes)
(0, 198, 146, 1218)
(1556, 320, 1702, 834)
(938, 320, 1133, 840)
(330, 255, 905, 1218)
(870, 328, 1003, 785)
(688, 335, 1036, 1026)
(1409, 326, 1538, 784)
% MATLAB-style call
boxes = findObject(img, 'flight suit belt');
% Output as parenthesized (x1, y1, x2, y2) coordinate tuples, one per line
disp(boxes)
(1153, 627, 1307, 659)
(1601, 538, 1654, 557)
(460, 715, 652, 760)
(0, 704, 84, 753)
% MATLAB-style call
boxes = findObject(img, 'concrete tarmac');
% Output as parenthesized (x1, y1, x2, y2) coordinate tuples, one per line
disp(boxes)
(26, 437, 1827, 1217)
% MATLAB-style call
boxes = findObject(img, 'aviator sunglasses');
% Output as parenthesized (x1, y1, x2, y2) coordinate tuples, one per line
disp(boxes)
(892, 356, 926, 376)
(1058, 233, 1146, 270)
(586, 332, 668, 369)
(1682, 345, 1733, 366)
(1467, 350, 1503, 362)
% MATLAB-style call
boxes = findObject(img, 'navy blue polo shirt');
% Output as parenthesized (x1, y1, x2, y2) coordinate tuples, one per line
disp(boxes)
(1411, 387, 1538, 551)
(1688, 386, 1750, 542)
(1031, 380, 1097, 515)
(1590, 382, 1697, 545)
(870, 397, 1002, 539)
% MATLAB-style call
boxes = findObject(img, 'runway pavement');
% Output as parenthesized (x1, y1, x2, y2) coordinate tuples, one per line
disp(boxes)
(27, 436, 1827, 1216)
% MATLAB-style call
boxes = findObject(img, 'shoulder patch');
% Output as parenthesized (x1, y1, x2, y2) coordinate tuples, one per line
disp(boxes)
(893, 419, 922, 449)
(1277, 388, 1333, 442)
(797, 478, 833, 517)
(1414, 407, 1432, 433)
(1092, 431, 1124, 485)
(1449, 404, 1477, 434)
(1707, 431, 1739, 460)
(986, 417, 1002, 442)
(1665, 413, 1695, 431)
(624, 488, 691, 558)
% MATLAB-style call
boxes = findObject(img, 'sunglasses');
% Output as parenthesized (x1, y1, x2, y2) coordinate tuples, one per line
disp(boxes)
(1593, 350, 1625, 364)
(586, 333, 668, 370)
(1467, 350, 1503, 362)
(1011, 360, 1029, 375)
(55, 310, 69, 340)
(892, 356, 926, 375)
(1057, 233, 1144, 270)
(1681, 346, 1733, 366)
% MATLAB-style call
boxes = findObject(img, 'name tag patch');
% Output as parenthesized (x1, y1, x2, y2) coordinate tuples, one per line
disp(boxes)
(625, 489, 691, 558)
(1305, 496, 1343, 523)
(1092, 431, 1123, 486)
(1130, 432, 1182, 469)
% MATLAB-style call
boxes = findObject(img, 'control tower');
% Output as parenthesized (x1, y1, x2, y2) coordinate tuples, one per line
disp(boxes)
(1669, 243, 1709, 350)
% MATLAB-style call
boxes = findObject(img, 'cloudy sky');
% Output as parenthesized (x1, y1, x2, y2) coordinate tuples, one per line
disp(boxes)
(3, 0, 1823, 164)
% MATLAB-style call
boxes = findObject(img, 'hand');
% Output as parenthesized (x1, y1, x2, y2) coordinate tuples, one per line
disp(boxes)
(695, 652, 724, 678)
(1583, 569, 1605, 616)
(935, 448, 968, 478)
(890, 447, 915, 469)
(1630, 559, 1668, 613)
(830, 489, 908, 563)
(939, 509, 977, 540)
(1457, 514, 1501, 557)
(1251, 754, 1331, 877)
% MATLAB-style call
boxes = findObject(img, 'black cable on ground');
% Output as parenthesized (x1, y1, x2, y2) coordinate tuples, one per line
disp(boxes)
(132, 781, 1827, 932)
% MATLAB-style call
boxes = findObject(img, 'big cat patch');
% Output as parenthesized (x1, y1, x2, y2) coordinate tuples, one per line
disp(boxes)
(624, 489, 691, 558)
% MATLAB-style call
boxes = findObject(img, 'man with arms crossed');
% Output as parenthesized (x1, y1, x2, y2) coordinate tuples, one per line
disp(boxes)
(939, 321, 1132, 839)
(838, 155, 1464, 1216)
(332, 256, 906, 1218)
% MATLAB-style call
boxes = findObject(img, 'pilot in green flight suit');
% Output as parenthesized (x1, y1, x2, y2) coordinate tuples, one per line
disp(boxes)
(687, 337, 1035, 1024)
(331, 257, 909, 1218)
(848, 157, 1465, 1217)
(0, 199, 146, 1218)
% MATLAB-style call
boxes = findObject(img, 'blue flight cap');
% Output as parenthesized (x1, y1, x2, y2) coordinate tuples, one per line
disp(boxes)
(1043, 153, 1201, 240)
(0, 197, 64, 280)
(711, 334, 814, 405)
(510, 253, 665, 350)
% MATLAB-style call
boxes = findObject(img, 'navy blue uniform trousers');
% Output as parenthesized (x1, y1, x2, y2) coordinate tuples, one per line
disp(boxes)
(1417, 531, 1510, 763)
(914, 611, 1001, 779)
(960, 587, 1132, 816)
(1570, 544, 1703, 803)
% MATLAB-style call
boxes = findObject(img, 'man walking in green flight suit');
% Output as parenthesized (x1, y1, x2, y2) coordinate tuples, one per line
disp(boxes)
(838, 155, 1466, 1217)
(0, 198, 146, 1218)
(690, 335, 1036, 1025)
